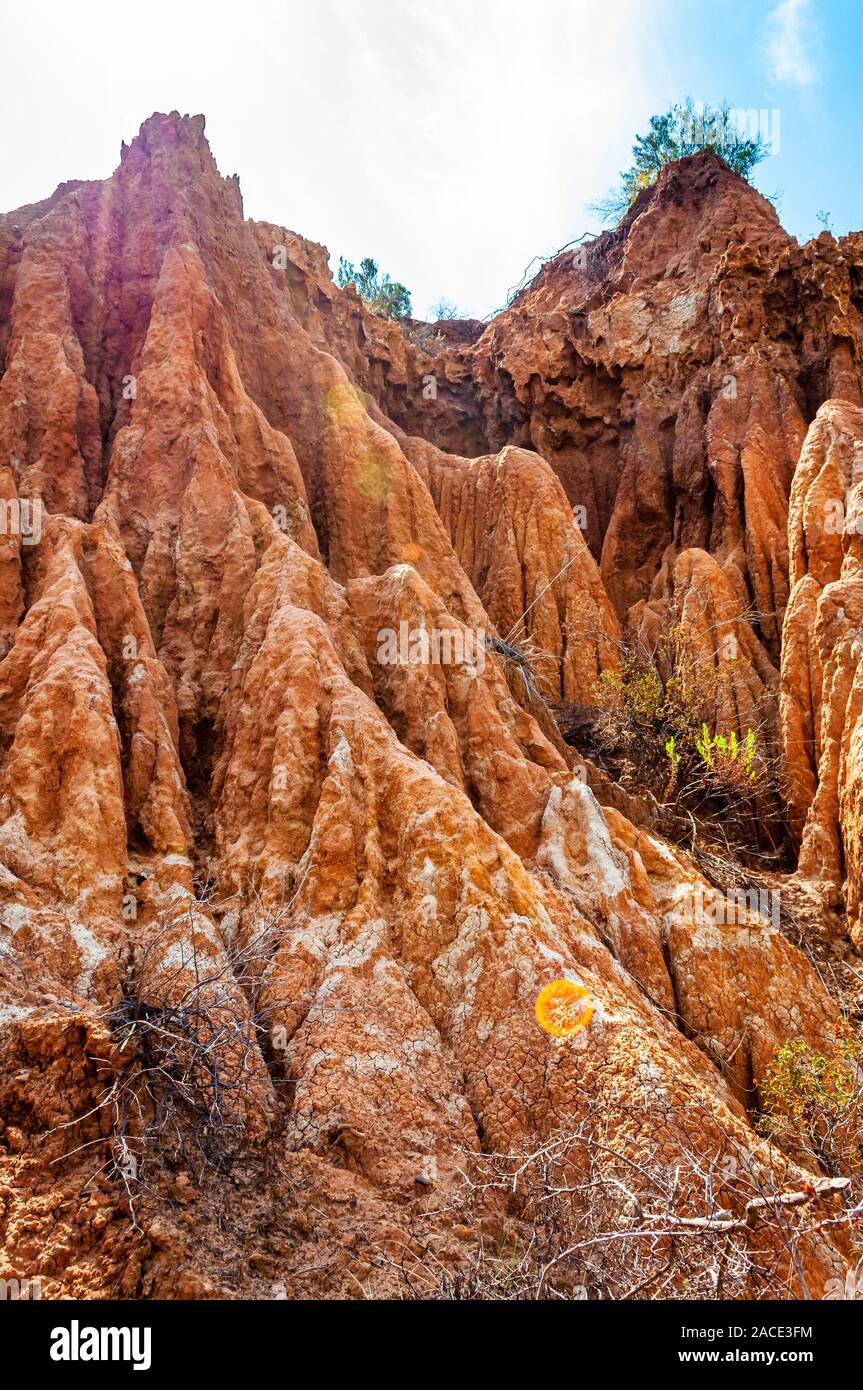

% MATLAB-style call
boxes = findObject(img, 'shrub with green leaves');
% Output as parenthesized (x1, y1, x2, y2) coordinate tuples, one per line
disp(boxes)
(694, 724, 757, 793)
(592, 98, 771, 224)
(588, 622, 775, 852)
(336, 256, 412, 319)
(760, 1028, 863, 1179)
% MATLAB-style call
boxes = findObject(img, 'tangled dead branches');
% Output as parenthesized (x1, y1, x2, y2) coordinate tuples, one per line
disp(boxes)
(90, 892, 296, 1220)
(366, 1093, 863, 1301)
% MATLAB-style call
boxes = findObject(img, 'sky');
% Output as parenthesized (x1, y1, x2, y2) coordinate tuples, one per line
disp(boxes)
(1, 0, 861, 318)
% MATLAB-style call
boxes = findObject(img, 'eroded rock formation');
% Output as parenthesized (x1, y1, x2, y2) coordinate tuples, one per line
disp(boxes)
(0, 113, 861, 1300)
(781, 399, 863, 946)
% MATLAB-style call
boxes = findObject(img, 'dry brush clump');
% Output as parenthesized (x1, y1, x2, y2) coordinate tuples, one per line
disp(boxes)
(368, 1088, 863, 1301)
(82, 891, 298, 1222)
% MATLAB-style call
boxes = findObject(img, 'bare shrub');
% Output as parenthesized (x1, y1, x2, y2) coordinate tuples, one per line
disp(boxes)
(368, 1092, 862, 1300)
(53, 890, 298, 1224)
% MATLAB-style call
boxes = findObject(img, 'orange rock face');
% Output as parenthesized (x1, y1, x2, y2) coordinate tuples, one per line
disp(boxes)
(781, 399, 863, 945)
(0, 114, 860, 1299)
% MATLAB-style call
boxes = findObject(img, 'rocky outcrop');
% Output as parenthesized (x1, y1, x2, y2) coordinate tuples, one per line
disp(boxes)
(377, 156, 863, 664)
(781, 399, 863, 946)
(0, 114, 859, 1300)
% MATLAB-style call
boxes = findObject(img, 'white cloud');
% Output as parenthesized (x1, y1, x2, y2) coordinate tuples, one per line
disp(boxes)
(0, 0, 675, 317)
(237, 0, 676, 316)
(764, 0, 819, 88)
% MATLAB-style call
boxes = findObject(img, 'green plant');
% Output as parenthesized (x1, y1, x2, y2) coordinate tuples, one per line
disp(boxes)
(693, 724, 757, 792)
(592, 98, 771, 224)
(337, 256, 412, 319)
(595, 623, 727, 779)
(664, 735, 681, 795)
(584, 621, 778, 855)
(760, 1027, 863, 1179)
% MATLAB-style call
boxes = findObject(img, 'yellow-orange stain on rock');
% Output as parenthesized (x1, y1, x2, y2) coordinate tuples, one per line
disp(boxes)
(324, 382, 395, 501)
(535, 979, 594, 1038)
